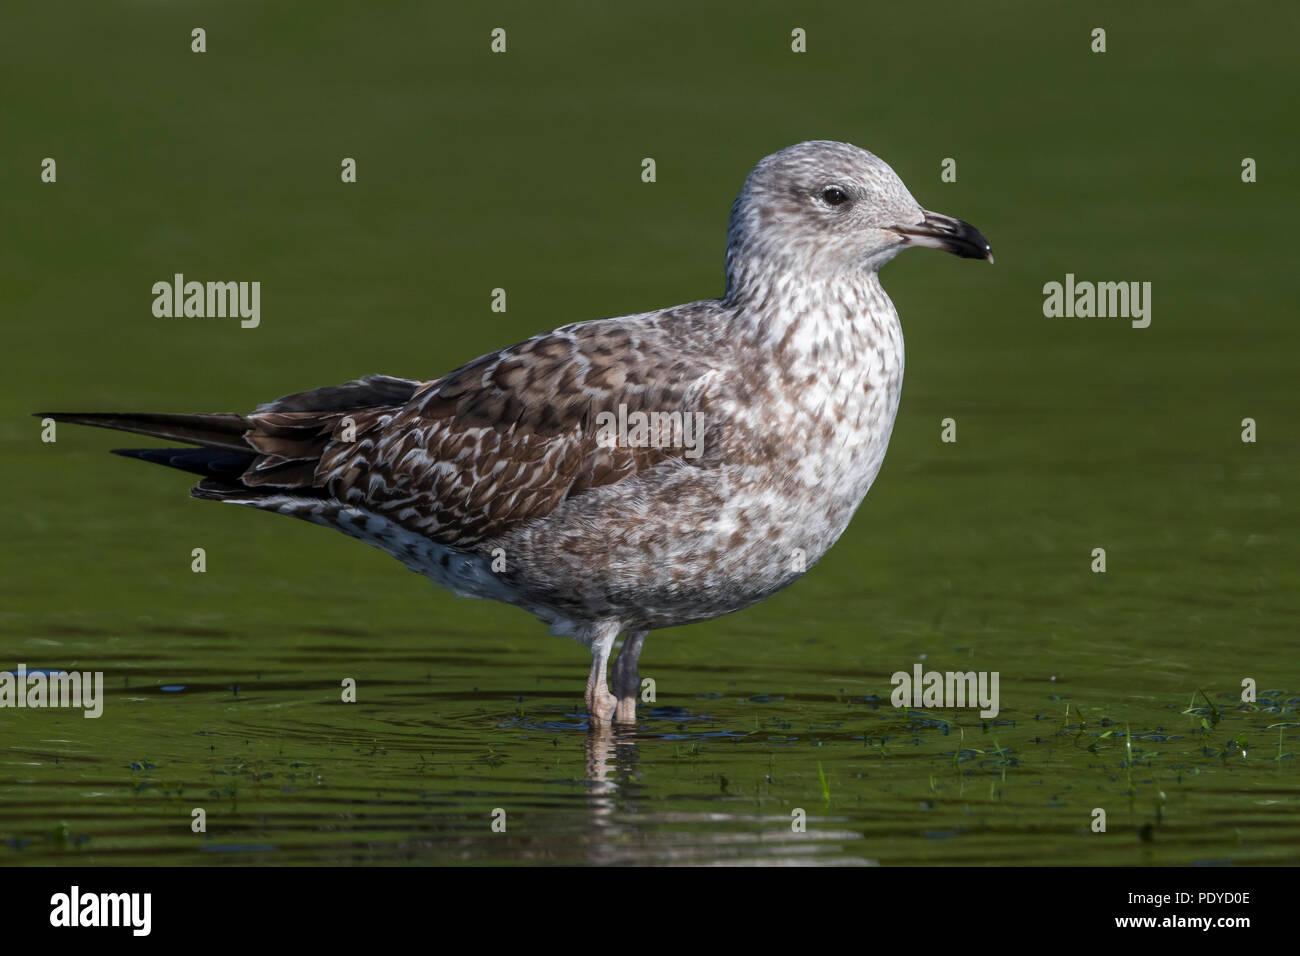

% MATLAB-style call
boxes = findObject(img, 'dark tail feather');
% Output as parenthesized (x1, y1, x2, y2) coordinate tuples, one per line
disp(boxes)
(37, 378, 419, 508)
(190, 478, 281, 501)
(34, 412, 251, 453)
(111, 447, 256, 480)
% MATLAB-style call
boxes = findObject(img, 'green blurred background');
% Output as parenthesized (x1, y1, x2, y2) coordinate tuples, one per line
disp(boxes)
(1, 1, 1296, 865)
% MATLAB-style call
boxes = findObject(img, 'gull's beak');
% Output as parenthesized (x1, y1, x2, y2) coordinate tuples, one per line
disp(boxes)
(894, 210, 994, 263)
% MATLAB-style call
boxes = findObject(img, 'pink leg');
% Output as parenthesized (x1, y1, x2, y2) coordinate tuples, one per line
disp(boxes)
(584, 620, 620, 726)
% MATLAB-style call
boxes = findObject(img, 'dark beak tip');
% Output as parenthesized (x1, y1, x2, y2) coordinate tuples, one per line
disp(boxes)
(962, 224, 994, 264)
(901, 212, 993, 264)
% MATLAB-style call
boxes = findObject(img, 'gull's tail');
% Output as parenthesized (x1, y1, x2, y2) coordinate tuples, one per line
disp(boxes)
(35, 412, 260, 486)
(35, 411, 252, 452)
(35, 374, 422, 504)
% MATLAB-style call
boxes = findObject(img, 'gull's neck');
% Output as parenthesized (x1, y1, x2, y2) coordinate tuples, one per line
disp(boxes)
(723, 262, 899, 362)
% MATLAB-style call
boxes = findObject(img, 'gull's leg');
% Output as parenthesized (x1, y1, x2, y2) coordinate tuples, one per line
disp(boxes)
(585, 620, 620, 726)
(612, 630, 649, 724)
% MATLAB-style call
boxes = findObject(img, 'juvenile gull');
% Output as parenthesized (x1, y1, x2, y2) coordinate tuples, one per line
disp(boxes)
(42, 141, 992, 726)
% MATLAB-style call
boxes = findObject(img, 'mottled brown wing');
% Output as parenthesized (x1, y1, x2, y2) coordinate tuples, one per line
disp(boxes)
(246, 312, 719, 547)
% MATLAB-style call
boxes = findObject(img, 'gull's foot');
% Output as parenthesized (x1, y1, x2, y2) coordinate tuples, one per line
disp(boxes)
(614, 695, 637, 725)
(586, 690, 617, 726)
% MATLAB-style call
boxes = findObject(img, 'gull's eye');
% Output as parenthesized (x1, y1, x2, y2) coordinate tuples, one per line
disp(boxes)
(820, 186, 849, 206)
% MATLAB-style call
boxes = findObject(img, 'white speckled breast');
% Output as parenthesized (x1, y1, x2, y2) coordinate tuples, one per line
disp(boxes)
(491, 269, 905, 634)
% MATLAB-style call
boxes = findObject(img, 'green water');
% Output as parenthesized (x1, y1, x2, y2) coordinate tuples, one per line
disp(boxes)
(2, 1, 1297, 865)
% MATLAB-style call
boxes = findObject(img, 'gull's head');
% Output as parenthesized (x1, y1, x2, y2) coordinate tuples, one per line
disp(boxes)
(725, 140, 992, 294)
